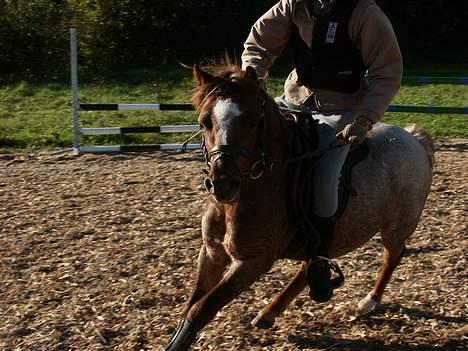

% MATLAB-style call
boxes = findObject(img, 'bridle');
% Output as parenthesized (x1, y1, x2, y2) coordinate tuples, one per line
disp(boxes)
(200, 85, 273, 181)
(185, 83, 344, 181)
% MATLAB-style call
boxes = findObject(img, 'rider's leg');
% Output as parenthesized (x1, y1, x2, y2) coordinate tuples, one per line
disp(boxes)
(274, 94, 305, 111)
(312, 111, 356, 217)
(313, 143, 350, 217)
(306, 111, 356, 302)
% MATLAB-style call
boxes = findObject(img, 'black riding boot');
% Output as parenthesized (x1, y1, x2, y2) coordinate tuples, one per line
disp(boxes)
(306, 216, 344, 302)
(306, 256, 345, 303)
(306, 257, 333, 302)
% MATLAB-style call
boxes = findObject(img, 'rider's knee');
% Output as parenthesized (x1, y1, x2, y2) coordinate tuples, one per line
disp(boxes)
(313, 196, 338, 218)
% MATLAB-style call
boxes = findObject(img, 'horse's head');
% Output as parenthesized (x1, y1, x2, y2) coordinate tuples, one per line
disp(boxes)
(192, 64, 273, 203)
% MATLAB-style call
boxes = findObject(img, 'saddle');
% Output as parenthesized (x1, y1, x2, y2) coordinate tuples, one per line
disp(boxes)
(285, 111, 369, 302)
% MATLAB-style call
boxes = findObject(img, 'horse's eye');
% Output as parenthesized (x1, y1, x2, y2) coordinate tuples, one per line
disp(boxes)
(199, 112, 213, 130)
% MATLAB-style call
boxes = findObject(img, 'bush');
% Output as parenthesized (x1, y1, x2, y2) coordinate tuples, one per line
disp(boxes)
(0, 0, 69, 79)
(0, 0, 465, 79)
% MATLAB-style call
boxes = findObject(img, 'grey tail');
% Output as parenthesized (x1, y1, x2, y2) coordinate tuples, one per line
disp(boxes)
(405, 124, 435, 168)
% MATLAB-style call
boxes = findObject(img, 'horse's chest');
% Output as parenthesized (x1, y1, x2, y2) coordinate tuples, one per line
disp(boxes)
(222, 231, 265, 260)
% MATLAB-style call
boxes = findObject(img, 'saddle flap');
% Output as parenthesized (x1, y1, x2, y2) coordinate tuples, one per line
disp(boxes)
(334, 139, 369, 219)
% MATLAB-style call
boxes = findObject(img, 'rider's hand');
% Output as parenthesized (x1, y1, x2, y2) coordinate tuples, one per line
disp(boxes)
(342, 116, 373, 145)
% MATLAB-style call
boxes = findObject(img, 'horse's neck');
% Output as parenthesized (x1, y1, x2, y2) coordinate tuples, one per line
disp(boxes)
(266, 105, 292, 164)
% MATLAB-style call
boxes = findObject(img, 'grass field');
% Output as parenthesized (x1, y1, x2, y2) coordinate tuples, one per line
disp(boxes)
(0, 67, 466, 152)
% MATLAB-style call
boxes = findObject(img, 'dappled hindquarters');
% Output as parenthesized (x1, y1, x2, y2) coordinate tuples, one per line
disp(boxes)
(0, 139, 466, 351)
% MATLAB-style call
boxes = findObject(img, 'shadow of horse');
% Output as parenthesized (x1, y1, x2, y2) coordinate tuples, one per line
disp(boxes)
(287, 303, 467, 350)
(404, 244, 445, 256)
(436, 142, 468, 152)
(379, 303, 467, 324)
(288, 334, 464, 350)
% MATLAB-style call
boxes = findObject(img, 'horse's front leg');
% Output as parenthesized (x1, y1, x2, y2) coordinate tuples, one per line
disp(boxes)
(252, 262, 307, 328)
(165, 244, 229, 351)
(182, 242, 230, 316)
(165, 200, 229, 351)
(182, 198, 228, 314)
(166, 256, 273, 351)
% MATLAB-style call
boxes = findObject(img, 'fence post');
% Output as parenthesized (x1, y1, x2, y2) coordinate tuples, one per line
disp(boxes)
(70, 28, 80, 155)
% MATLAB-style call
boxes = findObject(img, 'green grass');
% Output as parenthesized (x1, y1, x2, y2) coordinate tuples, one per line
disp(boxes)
(384, 84, 468, 137)
(0, 67, 467, 152)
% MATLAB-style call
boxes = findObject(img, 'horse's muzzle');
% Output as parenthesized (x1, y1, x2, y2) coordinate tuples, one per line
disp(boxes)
(204, 174, 241, 203)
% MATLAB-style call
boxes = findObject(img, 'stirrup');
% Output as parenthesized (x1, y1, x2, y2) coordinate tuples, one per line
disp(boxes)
(305, 256, 345, 303)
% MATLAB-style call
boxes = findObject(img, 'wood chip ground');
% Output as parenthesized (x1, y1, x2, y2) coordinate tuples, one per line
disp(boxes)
(0, 139, 466, 351)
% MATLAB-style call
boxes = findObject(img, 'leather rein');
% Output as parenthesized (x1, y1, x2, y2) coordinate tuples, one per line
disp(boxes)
(186, 82, 343, 181)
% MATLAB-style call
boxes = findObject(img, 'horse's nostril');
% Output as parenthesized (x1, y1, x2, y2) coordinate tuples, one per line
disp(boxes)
(229, 178, 241, 190)
(204, 178, 215, 193)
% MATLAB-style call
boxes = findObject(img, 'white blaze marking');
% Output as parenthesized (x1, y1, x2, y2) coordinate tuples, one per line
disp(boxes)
(213, 99, 242, 143)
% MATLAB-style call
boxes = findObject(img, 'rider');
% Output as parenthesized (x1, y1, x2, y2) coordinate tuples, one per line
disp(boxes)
(241, 0, 402, 300)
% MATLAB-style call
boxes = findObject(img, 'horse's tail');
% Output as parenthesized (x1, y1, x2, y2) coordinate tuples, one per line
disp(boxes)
(405, 124, 435, 168)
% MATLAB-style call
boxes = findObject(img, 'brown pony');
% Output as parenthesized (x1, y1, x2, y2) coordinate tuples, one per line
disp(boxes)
(164, 64, 434, 350)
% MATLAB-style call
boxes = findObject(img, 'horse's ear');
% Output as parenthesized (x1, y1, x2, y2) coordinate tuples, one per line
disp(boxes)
(193, 64, 215, 86)
(244, 66, 258, 81)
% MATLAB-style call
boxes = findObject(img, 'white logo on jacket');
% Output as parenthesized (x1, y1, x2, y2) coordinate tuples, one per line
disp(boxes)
(325, 22, 338, 44)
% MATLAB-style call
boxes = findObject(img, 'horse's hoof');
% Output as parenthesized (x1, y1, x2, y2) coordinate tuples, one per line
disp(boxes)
(357, 293, 378, 315)
(165, 319, 198, 351)
(251, 313, 274, 329)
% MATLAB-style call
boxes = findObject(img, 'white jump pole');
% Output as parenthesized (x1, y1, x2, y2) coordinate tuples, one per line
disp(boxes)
(70, 28, 80, 155)
(68, 28, 202, 154)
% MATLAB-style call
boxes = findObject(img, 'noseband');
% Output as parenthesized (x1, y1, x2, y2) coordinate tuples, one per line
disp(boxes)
(203, 142, 267, 180)
(201, 93, 270, 180)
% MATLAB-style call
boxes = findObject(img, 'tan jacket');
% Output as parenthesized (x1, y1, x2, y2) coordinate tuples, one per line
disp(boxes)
(241, 0, 403, 123)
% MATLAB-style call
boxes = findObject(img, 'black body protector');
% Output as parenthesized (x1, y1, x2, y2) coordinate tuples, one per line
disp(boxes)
(292, 0, 366, 93)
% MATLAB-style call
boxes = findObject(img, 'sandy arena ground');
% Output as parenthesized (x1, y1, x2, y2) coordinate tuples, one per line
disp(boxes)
(0, 139, 466, 351)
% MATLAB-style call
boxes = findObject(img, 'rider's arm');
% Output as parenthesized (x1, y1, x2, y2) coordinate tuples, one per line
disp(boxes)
(241, 0, 295, 79)
(350, 1, 403, 124)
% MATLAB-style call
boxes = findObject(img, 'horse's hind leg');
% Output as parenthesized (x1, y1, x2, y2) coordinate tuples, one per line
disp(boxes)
(252, 263, 307, 329)
(357, 226, 411, 315)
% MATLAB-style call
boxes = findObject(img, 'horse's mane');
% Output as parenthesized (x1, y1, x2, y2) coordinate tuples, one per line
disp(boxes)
(192, 62, 260, 110)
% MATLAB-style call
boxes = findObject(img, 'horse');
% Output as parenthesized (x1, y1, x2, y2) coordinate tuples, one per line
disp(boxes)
(164, 64, 434, 350)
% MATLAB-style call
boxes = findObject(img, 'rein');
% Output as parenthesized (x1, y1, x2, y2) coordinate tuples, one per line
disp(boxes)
(280, 110, 348, 259)
(285, 113, 346, 164)
(191, 82, 344, 181)
(192, 78, 347, 259)
(188, 82, 344, 181)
